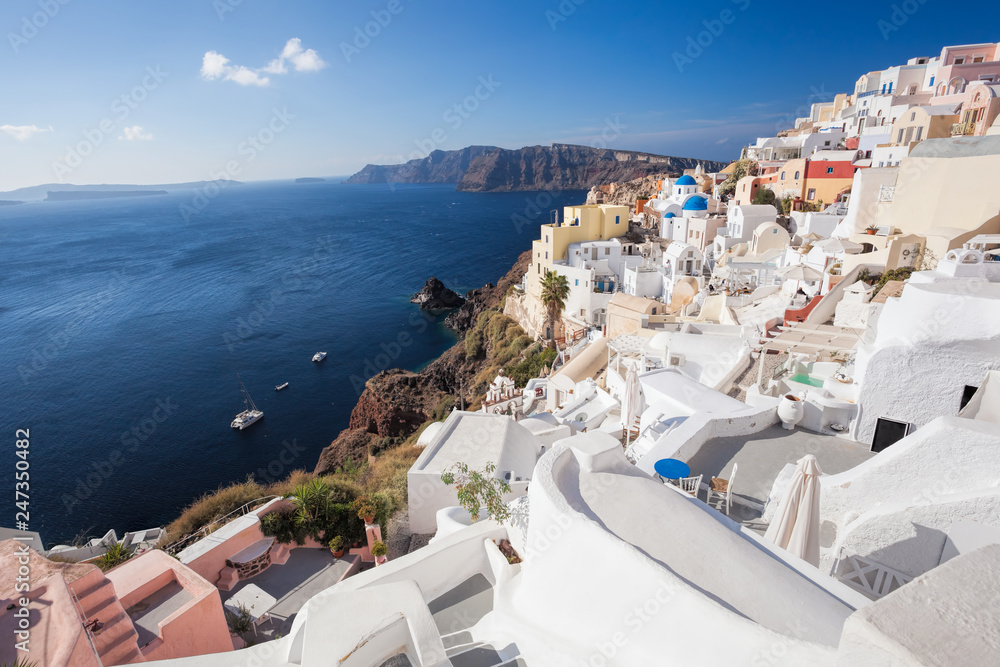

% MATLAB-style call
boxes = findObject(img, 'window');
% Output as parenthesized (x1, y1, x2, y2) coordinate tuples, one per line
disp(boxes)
(878, 161, 884, 167)
(544, 251, 548, 259)
(953, 56, 965, 65)
(881, 84, 886, 94)
(929, 76, 935, 87)
(604, 247, 610, 255)
(615, 215, 620, 225)
(575, 279, 579, 286)
(887, 82, 893, 93)
(651, 307, 656, 315)
(897, 129, 905, 143)
(824, 140, 831, 146)
(781, 171, 786, 179)
(973, 56, 984, 63)
(910, 111, 916, 121)
(794, 171, 800, 179)
(826, 167, 834, 174)
(914, 127, 923, 142)
(807, 188, 816, 200)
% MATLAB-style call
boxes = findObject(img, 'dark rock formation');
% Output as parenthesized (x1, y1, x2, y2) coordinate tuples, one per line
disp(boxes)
(314, 251, 532, 475)
(411, 277, 465, 311)
(345, 146, 496, 185)
(345, 144, 728, 192)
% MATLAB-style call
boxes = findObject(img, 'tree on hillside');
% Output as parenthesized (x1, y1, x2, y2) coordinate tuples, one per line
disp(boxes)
(752, 187, 777, 207)
(718, 158, 759, 199)
(540, 270, 570, 346)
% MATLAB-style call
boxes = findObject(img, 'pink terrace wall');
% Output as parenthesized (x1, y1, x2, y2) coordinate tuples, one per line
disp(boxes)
(181, 500, 327, 586)
(106, 550, 232, 661)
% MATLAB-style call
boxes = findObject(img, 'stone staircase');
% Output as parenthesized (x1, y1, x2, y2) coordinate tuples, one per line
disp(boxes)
(68, 569, 145, 665)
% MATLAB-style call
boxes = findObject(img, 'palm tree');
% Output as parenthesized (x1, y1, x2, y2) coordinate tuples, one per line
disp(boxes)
(540, 270, 570, 347)
(288, 478, 334, 540)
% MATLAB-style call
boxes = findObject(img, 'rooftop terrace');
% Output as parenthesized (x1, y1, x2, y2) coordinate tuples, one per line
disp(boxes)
(220, 547, 358, 640)
(683, 425, 875, 518)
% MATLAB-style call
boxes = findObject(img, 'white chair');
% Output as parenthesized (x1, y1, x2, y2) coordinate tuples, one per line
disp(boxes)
(706, 463, 738, 514)
(676, 474, 703, 497)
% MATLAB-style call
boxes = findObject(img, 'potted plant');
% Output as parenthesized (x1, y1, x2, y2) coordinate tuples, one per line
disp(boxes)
(328, 535, 345, 558)
(371, 540, 387, 565)
(866, 224, 879, 235)
(352, 495, 378, 525)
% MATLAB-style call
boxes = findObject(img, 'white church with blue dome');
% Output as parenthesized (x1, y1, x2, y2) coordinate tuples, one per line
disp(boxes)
(648, 173, 713, 243)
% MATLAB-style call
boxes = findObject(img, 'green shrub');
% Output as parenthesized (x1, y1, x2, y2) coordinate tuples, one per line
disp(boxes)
(96, 542, 132, 572)
(260, 507, 307, 545)
(464, 330, 484, 358)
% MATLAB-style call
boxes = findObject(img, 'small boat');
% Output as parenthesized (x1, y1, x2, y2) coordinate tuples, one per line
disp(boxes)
(231, 374, 264, 430)
(275, 382, 289, 391)
(312, 352, 327, 362)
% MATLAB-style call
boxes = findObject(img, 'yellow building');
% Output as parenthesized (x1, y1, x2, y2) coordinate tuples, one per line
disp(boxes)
(526, 204, 629, 298)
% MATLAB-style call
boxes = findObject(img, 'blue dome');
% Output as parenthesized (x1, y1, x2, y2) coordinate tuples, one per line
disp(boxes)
(675, 175, 697, 186)
(664, 212, 676, 218)
(682, 196, 708, 211)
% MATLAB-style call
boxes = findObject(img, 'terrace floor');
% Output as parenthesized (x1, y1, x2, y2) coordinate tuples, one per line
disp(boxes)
(684, 425, 875, 521)
(127, 580, 193, 648)
(220, 547, 358, 641)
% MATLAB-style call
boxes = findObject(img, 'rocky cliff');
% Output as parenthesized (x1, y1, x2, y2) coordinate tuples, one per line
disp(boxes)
(313, 251, 532, 475)
(345, 144, 727, 192)
(344, 146, 496, 185)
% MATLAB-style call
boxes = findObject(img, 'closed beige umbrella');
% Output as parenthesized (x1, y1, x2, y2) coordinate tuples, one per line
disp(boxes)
(764, 455, 823, 566)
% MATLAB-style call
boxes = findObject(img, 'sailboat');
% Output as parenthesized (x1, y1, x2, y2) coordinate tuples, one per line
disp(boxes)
(231, 374, 264, 430)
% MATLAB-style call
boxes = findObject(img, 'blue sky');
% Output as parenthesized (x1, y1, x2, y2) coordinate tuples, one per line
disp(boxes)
(1, 0, 998, 189)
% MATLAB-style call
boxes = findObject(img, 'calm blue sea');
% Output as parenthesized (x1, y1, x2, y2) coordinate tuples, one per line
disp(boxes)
(0, 181, 585, 546)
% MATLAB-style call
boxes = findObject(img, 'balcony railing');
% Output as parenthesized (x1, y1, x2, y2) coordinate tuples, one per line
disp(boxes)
(951, 121, 976, 136)
(878, 185, 895, 202)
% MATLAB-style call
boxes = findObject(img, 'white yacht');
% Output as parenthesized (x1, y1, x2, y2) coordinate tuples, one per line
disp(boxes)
(312, 352, 327, 362)
(231, 374, 264, 430)
(275, 382, 289, 391)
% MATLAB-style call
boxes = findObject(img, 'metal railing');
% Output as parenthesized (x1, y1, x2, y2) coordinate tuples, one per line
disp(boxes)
(161, 496, 281, 556)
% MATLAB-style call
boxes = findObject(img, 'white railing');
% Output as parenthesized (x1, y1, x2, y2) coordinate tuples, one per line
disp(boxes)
(877, 185, 895, 202)
(832, 549, 913, 599)
(162, 495, 281, 555)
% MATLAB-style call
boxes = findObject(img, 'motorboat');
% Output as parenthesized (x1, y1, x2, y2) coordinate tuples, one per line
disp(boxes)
(312, 352, 327, 362)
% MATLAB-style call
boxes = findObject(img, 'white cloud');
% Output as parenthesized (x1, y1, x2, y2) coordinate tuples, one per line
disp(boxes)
(0, 124, 51, 141)
(119, 126, 153, 141)
(200, 38, 326, 87)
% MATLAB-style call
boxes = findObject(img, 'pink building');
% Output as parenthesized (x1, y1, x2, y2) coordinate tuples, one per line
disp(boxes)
(0, 539, 232, 666)
(952, 81, 1000, 136)
(930, 42, 1000, 103)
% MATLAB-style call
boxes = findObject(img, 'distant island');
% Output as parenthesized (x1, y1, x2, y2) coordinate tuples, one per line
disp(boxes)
(45, 190, 168, 202)
(295, 177, 326, 183)
(345, 143, 728, 192)
(0, 180, 244, 203)
(0, 200, 24, 206)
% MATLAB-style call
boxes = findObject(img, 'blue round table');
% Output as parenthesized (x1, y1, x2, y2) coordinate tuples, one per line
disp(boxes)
(654, 458, 691, 480)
